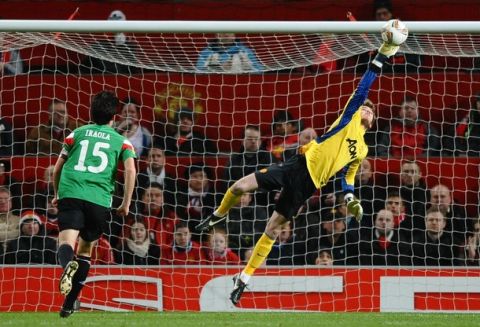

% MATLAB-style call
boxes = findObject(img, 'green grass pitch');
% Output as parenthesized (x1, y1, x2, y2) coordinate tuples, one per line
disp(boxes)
(0, 312, 478, 327)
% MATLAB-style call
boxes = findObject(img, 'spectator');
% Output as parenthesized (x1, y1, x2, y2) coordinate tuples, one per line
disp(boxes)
(377, 97, 441, 157)
(266, 222, 306, 265)
(0, 186, 20, 247)
(203, 228, 241, 265)
(32, 165, 55, 215)
(82, 10, 139, 74)
(223, 124, 275, 208)
(373, 0, 393, 21)
(0, 49, 24, 76)
(114, 219, 161, 265)
(398, 160, 429, 230)
(359, 209, 411, 265)
(224, 125, 275, 186)
(384, 191, 418, 241)
(462, 217, 480, 266)
(298, 127, 317, 145)
(0, 113, 13, 156)
(196, 33, 264, 73)
(45, 193, 59, 233)
(314, 248, 334, 266)
(160, 221, 203, 265)
(306, 211, 358, 265)
(136, 147, 176, 210)
(283, 127, 318, 161)
(3, 211, 57, 264)
(0, 161, 21, 214)
(265, 110, 299, 161)
(135, 183, 178, 248)
(176, 164, 215, 237)
(25, 99, 77, 155)
(39, 165, 55, 194)
(160, 107, 217, 156)
(354, 158, 386, 226)
(428, 184, 469, 243)
(38, 192, 59, 236)
(89, 235, 115, 265)
(455, 92, 480, 156)
(115, 98, 152, 157)
(412, 208, 460, 266)
(227, 192, 268, 251)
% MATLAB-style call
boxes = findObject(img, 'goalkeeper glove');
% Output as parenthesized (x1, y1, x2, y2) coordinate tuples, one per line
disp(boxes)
(344, 193, 363, 222)
(378, 42, 400, 58)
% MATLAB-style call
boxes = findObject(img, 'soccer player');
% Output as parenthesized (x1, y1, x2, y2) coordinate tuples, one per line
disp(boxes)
(196, 40, 403, 304)
(52, 91, 137, 318)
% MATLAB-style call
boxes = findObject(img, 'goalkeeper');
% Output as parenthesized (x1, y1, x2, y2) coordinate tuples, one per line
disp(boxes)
(196, 34, 403, 305)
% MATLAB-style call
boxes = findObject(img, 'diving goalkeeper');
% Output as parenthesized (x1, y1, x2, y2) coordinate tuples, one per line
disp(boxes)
(196, 31, 404, 305)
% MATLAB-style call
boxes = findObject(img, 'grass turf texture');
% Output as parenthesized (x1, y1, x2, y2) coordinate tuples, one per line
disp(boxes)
(0, 312, 478, 327)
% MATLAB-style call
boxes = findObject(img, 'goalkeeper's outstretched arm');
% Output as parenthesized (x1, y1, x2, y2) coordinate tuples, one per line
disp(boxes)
(335, 44, 402, 222)
(336, 43, 400, 125)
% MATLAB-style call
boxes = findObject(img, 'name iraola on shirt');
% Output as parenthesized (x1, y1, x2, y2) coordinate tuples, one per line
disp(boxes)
(85, 129, 111, 140)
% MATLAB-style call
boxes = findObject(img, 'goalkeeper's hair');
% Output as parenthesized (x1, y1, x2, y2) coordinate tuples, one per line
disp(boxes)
(91, 90, 119, 125)
(363, 99, 377, 120)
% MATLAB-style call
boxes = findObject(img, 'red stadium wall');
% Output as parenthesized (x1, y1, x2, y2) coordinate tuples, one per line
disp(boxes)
(2, 266, 480, 312)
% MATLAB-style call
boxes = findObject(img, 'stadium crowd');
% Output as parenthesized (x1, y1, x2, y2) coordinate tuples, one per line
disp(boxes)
(0, 110, 479, 266)
(0, 0, 479, 268)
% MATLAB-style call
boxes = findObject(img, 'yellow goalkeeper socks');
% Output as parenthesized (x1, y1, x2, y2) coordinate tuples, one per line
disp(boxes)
(214, 188, 241, 217)
(242, 233, 275, 279)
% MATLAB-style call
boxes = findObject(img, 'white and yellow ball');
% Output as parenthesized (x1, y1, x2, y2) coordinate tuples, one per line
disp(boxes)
(381, 19, 408, 45)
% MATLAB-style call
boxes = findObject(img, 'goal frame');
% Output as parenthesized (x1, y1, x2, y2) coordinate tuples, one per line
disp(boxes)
(0, 20, 479, 33)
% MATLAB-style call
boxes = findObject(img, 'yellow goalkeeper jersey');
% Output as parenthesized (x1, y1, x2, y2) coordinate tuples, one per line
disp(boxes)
(301, 68, 377, 193)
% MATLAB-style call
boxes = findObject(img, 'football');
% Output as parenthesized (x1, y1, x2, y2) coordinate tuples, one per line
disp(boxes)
(381, 19, 409, 45)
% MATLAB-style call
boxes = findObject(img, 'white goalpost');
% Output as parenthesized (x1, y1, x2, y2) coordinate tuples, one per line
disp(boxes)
(0, 20, 479, 313)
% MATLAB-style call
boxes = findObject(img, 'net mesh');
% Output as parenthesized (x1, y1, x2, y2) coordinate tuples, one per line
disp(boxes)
(0, 29, 480, 312)
(3, 32, 480, 73)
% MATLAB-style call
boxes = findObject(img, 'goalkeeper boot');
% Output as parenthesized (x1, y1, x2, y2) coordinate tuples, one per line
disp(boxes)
(230, 274, 248, 305)
(59, 307, 74, 319)
(195, 213, 228, 232)
(59, 296, 81, 318)
(59, 260, 79, 296)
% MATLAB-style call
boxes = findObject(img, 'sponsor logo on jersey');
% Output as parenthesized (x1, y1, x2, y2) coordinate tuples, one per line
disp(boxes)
(346, 138, 357, 159)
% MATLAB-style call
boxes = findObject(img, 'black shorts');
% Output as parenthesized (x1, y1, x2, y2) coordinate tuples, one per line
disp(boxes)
(57, 198, 110, 242)
(254, 154, 316, 220)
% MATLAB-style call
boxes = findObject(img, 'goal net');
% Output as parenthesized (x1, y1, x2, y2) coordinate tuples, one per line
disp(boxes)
(0, 21, 480, 312)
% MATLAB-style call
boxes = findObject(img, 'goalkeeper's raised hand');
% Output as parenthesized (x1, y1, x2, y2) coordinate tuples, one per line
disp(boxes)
(344, 193, 363, 222)
(378, 42, 400, 58)
(378, 19, 408, 58)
